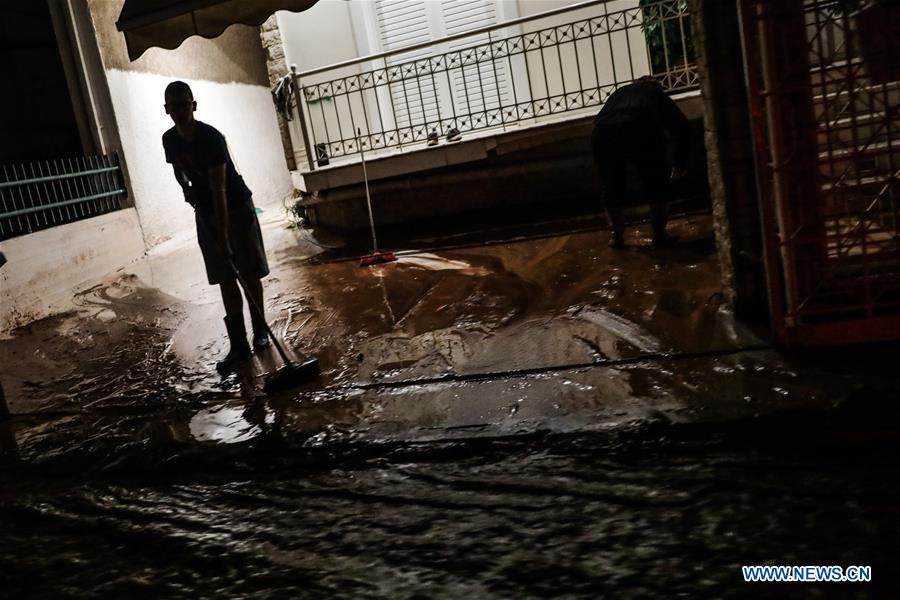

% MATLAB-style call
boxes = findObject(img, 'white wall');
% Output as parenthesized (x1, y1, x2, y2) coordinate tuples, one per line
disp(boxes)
(105, 70, 294, 246)
(0, 208, 146, 333)
(277, 1, 367, 173)
(278, 0, 360, 71)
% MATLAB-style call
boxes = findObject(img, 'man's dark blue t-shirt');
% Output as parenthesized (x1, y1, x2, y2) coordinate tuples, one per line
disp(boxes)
(162, 121, 252, 213)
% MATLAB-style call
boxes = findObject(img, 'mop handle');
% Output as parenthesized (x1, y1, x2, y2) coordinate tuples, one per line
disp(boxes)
(184, 173, 293, 366)
(358, 127, 378, 252)
(209, 220, 293, 366)
(224, 247, 292, 365)
(188, 186, 294, 364)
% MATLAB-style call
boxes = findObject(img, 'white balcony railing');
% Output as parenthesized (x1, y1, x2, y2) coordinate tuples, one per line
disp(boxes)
(287, 0, 697, 170)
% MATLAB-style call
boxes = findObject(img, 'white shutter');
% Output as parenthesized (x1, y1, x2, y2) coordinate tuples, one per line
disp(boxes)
(369, 1, 514, 140)
(440, 1, 511, 127)
(375, 0, 442, 134)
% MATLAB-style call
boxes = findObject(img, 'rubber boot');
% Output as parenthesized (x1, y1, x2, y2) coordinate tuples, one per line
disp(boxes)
(216, 314, 252, 373)
(250, 312, 271, 352)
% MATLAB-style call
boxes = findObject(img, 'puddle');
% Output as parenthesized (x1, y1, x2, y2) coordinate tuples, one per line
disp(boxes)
(188, 404, 267, 445)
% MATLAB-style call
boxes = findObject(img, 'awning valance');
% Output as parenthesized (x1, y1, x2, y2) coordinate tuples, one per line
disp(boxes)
(116, 0, 318, 61)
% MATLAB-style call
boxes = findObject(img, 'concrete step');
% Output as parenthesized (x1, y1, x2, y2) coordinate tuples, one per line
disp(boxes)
(817, 137, 900, 163)
(818, 110, 889, 130)
(821, 172, 897, 192)
(816, 111, 893, 146)
(816, 124, 892, 150)
(812, 78, 900, 108)
(808, 57, 865, 87)
(810, 68, 898, 148)
(818, 167, 897, 194)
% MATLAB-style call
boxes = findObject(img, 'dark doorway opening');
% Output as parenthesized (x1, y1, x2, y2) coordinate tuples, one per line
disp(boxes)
(0, 0, 83, 163)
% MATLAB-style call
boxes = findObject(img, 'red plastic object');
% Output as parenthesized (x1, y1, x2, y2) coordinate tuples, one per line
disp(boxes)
(359, 251, 397, 267)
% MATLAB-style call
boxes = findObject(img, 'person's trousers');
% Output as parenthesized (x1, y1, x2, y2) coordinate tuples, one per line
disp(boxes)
(591, 117, 671, 209)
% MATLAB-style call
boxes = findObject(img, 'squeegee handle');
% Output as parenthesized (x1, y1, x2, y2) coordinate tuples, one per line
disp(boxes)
(228, 256, 292, 365)
(182, 175, 294, 365)
(358, 127, 379, 252)
(200, 218, 293, 366)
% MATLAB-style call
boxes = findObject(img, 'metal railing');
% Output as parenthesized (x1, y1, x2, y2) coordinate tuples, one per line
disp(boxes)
(0, 154, 128, 241)
(289, 0, 697, 170)
(740, 0, 900, 343)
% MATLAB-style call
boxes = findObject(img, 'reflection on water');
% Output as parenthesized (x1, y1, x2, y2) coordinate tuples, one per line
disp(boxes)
(1, 216, 895, 596)
(397, 252, 488, 274)
(1, 426, 897, 598)
(189, 404, 271, 445)
(0, 217, 742, 420)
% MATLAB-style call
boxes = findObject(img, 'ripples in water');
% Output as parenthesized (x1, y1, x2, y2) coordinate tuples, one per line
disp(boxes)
(1, 427, 897, 599)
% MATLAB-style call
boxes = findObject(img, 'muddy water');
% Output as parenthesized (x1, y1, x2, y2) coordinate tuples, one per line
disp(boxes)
(2, 425, 899, 598)
(2, 217, 898, 596)
(270, 217, 746, 388)
(0, 217, 740, 415)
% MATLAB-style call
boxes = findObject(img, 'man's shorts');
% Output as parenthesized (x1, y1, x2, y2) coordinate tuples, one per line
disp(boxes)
(195, 200, 270, 285)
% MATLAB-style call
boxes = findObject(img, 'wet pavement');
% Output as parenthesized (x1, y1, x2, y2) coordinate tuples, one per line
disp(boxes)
(2, 212, 899, 597)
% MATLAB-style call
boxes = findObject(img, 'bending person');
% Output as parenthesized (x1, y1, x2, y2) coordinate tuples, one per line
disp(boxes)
(591, 75, 690, 248)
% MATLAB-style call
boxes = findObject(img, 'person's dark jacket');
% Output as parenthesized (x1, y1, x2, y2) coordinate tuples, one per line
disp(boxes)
(594, 79, 691, 169)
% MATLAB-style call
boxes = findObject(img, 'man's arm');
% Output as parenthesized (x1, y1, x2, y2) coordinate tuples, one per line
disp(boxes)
(171, 164, 196, 206)
(164, 134, 195, 206)
(208, 163, 230, 257)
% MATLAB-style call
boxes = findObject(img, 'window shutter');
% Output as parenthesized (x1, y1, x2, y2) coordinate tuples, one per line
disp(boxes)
(440, 0, 510, 126)
(371, 0, 513, 139)
(375, 0, 442, 133)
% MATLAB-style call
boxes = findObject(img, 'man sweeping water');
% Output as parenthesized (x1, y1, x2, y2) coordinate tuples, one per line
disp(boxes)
(162, 81, 270, 373)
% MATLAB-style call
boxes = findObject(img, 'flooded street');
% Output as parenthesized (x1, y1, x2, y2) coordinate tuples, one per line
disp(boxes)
(2, 425, 899, 598)
(2, 214, 899, 597)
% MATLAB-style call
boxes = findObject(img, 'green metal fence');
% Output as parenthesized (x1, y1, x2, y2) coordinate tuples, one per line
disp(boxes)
(0, 153, 128, 241)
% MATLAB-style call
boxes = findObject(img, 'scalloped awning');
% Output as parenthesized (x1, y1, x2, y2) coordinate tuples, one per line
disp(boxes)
(115, 0, 319, 61)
